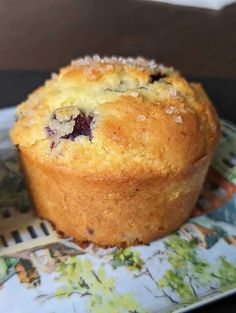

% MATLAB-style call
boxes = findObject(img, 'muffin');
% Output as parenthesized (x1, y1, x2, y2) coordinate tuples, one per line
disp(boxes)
(10, 56, 220, 246)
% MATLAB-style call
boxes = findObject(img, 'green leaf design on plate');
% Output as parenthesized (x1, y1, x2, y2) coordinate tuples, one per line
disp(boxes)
(110, 248, 144, 271)
(157, 233, 236, 304)
(215, 256, 236, 287)
(0, 157, 30, 211)
(54, 256, 146, 313)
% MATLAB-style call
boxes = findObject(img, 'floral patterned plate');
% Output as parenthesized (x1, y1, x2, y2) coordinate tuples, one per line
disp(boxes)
(0, 107, 236, 313)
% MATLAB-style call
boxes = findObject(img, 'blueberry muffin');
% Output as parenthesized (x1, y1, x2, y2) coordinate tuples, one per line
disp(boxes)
(10, 56, 220, 246)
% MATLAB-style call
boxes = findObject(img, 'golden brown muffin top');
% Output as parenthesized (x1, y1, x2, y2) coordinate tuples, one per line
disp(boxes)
(10, 56, 220, 178)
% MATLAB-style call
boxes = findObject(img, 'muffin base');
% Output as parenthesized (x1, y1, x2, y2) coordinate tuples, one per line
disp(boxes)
(20, 148, 210, 247)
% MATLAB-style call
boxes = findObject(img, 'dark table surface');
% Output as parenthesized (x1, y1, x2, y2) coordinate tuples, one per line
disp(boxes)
(0, 71, 235, 312)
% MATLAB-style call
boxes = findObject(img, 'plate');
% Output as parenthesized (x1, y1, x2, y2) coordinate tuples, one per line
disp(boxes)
(0, 107, 236, 313)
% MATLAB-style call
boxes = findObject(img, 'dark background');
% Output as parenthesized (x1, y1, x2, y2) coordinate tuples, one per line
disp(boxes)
(0, 0, 236, 77)
(0, 0, 236, 312)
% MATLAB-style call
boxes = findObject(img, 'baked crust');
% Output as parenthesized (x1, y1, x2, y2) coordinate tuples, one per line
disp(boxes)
(20, 147, 211, 246)
(10, 56, 220, 246)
